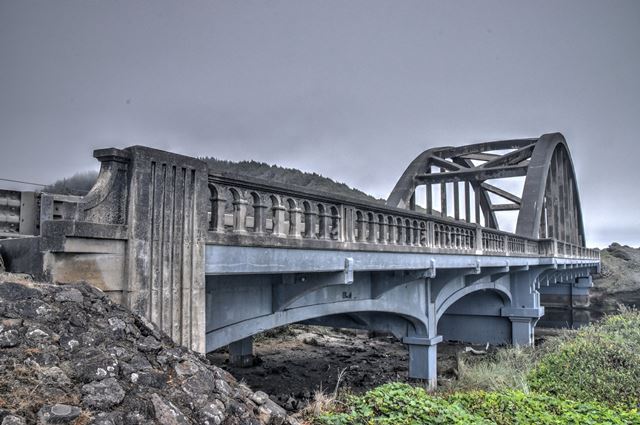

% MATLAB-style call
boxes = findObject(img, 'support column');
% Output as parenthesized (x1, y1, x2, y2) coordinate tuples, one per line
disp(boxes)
(288, 207, 303, 238)
(318, 212, 330, 240)
(501, 307, 544, 346)
(232, 199, 249, 233)
(271, 206, 287, 237)
(402, 335, 443, 391)
(229, 336, 254, 367)
(252, 204, 268, 235)
(572, 276, 592, 308)
(303, 210, 318, 239)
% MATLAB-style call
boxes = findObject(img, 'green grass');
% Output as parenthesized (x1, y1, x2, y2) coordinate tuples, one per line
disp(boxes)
(312, 310, 640, 424)
(315, 383, 640, 425)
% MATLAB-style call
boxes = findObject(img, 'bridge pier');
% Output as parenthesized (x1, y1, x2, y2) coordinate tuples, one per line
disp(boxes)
(403, 335, 443, 390)
(229, 336, 254, 367)
(538, 275, 593, 328)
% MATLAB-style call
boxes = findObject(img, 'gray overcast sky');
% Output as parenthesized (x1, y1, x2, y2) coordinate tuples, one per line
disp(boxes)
(1, 0, 639, 247)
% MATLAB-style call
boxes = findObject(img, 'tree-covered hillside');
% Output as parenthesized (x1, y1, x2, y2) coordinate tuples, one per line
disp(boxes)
(45, 158, 383, 204)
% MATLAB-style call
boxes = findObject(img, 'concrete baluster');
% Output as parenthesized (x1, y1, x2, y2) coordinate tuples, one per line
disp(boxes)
(289, 207, 303, 238)
(232, 199, 249, 234)
(271, 205, 287, 237)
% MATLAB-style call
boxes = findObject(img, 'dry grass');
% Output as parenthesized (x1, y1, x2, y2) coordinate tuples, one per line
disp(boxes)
(0, 358, 85, 423)
(443, 330, 576, 393)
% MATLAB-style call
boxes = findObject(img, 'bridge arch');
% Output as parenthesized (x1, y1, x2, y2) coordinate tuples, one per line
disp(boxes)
(386, 133, 585, 245)
(435, 282, 512, 322)
(206, 300, 430, 350)
(516, 133, 585, 245)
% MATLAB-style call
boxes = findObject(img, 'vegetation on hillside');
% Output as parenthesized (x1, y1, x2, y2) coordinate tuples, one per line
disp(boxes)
(529, 308, 640, 408)
(44, 158, 382, 203)
(313, 310, 640, 424)
(201, 157, 381, 203)
(44, 171, 99, 196)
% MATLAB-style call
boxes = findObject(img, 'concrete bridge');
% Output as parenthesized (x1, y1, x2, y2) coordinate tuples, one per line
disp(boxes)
(0, 132, 599, 388)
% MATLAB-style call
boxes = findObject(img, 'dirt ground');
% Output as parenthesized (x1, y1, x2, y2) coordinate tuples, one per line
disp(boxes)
(207, 326, 489, 411)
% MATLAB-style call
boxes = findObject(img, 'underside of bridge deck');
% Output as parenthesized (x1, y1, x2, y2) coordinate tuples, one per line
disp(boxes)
(204, 245, 598, 388)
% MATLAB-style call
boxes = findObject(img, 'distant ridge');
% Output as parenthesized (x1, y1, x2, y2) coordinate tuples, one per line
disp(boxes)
(45, 157, 384, 204)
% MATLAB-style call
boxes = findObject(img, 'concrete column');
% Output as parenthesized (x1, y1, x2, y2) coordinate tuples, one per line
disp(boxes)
(367, 218, 378, 243)
(332, 215, 342, 241)
(509, 317, 535, 346)
(403, 335, 443, 391)
(356, 215, 366, 242)
(388, 221, 397, 244)
(229, 336, 254, 367)
(572, 276, 592, 308)
(271, 206, 287, 237)
(210, 198, 227, 232)
(378, 220, 388, 244)
(397, 222, 406, 245)
(232, 199, 249, 233)
(318, 213, 330, 239)
(501, 307, 544, 346)
(289, 208, 303, 238)
(304, 210, 317, 239)
(474, 225, 483, 254)
(252, 204, 268, 235)
(407, 222, 414, 245)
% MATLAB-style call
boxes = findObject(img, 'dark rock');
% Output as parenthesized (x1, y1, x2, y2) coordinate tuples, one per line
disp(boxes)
(157, 347, 186, 365)
(0, 279, 291, 424)
(150, 394, 189, 425)
(136, 335, 162, 352)
(1, 318, 23, 328)
(54, 288, 84, 303)
(0, 282, 39, 302)
(131, 370, 167, 388)
(81, 378, 126, 409)
(37, 404, 82, 424)
(40, 366, 71, 386)
(181, 374, 216, 397)
(0, 329, 19, 348)
(174, 359, 199, 377)
(257, 399, 288, 425)
(198, 400, 226, 425)
(251, 391, 269, 405)
(63, 349, 119, 382)
(1, 416, 26, 425)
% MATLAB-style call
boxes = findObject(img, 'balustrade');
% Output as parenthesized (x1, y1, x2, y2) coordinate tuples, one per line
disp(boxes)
(207, 175, 599, 261)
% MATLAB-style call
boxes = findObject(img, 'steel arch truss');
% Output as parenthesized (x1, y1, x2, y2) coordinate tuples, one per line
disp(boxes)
(386, 132, 585, 246)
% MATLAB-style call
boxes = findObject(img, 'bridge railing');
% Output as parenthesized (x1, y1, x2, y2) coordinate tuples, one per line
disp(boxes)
(206, 173, 599, 260)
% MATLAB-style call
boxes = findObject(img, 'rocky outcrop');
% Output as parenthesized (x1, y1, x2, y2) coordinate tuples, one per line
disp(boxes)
(592, 243, 640, 314)
(0, 274, 297, 425)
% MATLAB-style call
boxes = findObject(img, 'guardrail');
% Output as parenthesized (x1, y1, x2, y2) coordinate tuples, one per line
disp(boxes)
(206, 173, 600, 260)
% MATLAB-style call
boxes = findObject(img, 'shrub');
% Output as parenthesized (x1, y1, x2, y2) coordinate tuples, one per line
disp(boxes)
(528, 310, 640, 409)
(315, 383, 639, 425)
(315, 383, 489, 425)
(450, 390, 640, 425)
